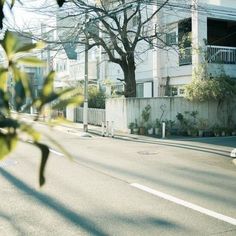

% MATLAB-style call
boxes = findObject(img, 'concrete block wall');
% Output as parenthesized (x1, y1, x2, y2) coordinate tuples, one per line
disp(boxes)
(106, 97, 236, 132)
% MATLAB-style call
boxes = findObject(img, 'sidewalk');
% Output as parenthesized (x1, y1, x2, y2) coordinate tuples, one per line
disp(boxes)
(18, 113, 236, 163)
(51, 120, 236, 163)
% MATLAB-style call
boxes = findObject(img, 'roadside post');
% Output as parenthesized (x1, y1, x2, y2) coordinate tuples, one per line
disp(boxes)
(162, 122, 166, 138)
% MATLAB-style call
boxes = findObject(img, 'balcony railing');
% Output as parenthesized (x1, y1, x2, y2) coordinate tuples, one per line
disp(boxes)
(207, 45, 236, 64)
(179, 47, 192, 66)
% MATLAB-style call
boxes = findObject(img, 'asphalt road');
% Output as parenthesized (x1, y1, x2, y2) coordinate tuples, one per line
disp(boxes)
(0, 122, 236, 235)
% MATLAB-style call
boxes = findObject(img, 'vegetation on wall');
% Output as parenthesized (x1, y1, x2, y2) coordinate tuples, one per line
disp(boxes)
(184, 64, 236, 102)
(88, 86, 106, 109)
(185, 76, 236, 102)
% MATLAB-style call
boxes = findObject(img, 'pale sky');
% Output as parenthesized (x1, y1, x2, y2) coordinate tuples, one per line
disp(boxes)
(4, 0, 58, 31)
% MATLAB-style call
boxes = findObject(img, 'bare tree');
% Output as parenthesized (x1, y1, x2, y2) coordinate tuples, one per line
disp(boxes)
(56, 0, 170, 97)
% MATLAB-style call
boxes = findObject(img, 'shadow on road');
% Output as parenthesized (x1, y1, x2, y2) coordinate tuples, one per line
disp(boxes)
(75, 155, 236, 208)
(0, 167, 107, 236)
(0, 167, 185, 235)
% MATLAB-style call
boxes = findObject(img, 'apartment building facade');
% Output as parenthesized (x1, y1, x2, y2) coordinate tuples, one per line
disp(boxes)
(97, 0, 236, 97)
(153, 0, 236, 97)
(54, 0, 236, 97)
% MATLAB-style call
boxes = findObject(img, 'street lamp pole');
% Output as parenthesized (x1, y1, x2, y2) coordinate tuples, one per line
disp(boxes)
(83, 14, 89, 132)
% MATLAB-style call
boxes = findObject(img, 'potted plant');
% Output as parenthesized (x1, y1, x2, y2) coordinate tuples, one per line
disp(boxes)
(232, 125, 236, 136)
(128, 122, 135, 134)
(140, 105, 151, 135)
(146, 122, 154, 135)
(133, 119, 139, 134)
(212, 124, 221, 137)
(139, 121, 146, 135)
(197, 118, 208, 137)
(155, 118, 161, 135)
(189, 126, 198, 137)
(176, 112, 188, 136)
(165, 119, 175, 136)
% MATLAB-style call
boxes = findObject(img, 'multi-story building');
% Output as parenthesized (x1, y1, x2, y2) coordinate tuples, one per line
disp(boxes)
(54, 0, 236, 98)
(151, 0, 236, 97)
(98, 0, 236, 97)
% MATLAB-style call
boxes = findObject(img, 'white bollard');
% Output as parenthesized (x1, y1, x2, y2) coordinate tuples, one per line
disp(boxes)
(111, 121, 114, 138)
(162, 122, 166, 139)
(102, 122, 105, 137)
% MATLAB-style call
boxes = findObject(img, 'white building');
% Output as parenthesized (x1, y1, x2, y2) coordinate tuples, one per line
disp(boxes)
(53, 0, 236, 98)
(98, 0, 236, 97)
(153, 0, 236, 97)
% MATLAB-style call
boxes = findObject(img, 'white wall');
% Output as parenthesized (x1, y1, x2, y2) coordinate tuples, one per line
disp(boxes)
(106, 97, 236, 132)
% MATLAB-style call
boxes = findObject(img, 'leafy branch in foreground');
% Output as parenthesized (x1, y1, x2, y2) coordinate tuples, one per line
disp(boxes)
(0, 30, 82, 186)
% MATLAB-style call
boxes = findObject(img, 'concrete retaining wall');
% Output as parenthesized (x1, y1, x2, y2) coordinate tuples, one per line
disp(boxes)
(106, 97, 236, 132)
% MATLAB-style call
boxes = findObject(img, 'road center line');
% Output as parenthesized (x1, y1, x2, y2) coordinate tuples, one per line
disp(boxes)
(49, 149, 64, 157)
(130, 183, 236, 226)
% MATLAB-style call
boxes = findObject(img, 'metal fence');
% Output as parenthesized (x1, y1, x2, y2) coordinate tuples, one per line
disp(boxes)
(207, 45, 236, 64)
(75, 107, 105, 126)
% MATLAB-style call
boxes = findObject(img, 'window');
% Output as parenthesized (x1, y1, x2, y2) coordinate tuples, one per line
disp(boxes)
(171, 87, 178, 96)
(136, 83, 144, 98)
(179, 47, 192, 66)
(178, 18, 192, 48)
(166, 32, 177, 46)
(179, 88, 185, 96)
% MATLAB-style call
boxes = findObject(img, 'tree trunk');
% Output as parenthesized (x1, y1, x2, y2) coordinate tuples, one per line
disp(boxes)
(121, 54, 136, 97)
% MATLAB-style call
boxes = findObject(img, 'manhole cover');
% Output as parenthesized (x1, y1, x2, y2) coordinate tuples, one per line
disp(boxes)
(137, 151, 158, 155)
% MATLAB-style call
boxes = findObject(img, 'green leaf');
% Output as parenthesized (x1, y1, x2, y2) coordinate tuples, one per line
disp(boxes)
(0, 133, 18, 160)
(20, 123, 41, 142)
(10, 0, 15, 9)
(34, 142, 50, 187)
(0, 68, 8, 91)
(12, 66, 31, 98)
(42, 71, 55, 97)
(0, 118, 19, 129)
(43, 133, 73, 161)
(0, 89, 9, 113)
(1, 30, 18, 59)
(15, 41, 45, 54)
(14, 80, 26, 111)
(17, 57, 46, 67)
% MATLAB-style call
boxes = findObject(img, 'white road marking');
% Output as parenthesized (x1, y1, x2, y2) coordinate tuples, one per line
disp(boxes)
(49, 149, 64, 157)
(230, 148, 236, 158)
(131, 183, 236, 226)
(0, 159, 18, 167)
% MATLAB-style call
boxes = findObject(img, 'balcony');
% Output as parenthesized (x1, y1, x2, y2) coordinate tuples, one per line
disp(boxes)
(207, 46, 236, 64)
(179, 47, 192, 66)
(179, 46, 236, 66)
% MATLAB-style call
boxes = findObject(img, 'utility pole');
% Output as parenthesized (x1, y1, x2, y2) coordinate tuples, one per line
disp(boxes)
(83, 12, 89, 132)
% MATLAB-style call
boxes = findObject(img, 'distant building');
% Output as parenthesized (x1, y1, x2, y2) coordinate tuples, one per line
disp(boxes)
(0, 30, 45, 111)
